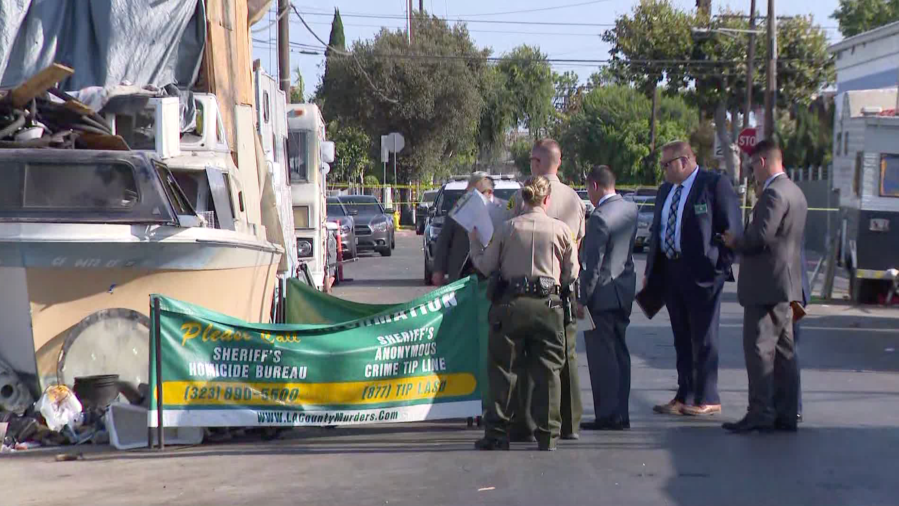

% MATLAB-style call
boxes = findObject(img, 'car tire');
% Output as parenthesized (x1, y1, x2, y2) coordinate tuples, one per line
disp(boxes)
(425, 262, 433, 285)
(379, 246, 392, 257)
(391, 233, 396, 250)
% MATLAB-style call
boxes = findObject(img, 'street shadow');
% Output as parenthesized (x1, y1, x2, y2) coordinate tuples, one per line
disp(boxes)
(624, 311, 899, 374)
(659, 425, 899, 506)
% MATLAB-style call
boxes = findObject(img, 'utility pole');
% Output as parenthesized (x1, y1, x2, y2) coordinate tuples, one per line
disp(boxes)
(420, 0, 424, 12)
(277, 0, 290, 94)
(744, 0, 757, 129)
(408, 0, 414, 44)
(764, 0, 777, 139)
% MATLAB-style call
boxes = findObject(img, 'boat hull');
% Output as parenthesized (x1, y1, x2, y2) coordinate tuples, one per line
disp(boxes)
(0, 224, 281, 395)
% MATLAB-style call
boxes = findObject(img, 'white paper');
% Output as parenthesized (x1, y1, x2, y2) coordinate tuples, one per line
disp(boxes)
(576, 310, 596, 333)
(450, 189, 494, 246)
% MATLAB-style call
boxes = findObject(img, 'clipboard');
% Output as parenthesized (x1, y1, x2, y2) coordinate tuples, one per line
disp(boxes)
(576, 310, 596, 333)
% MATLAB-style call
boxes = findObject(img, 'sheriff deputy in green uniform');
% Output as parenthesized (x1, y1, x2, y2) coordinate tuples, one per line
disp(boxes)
(468, 175, 579, 451)
(507, 139, 586, 441)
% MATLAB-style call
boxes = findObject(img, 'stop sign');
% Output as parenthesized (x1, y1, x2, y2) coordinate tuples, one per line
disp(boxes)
(737, 128, 758, 155)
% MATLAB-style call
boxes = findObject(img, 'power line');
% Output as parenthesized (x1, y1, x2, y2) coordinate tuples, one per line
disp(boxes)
(453, 0, 612, 17)
(289, 3, 399, 104)
(298, 20, 605, 37)
(251, 4, 291, 33)
(296, 11, 616, 27)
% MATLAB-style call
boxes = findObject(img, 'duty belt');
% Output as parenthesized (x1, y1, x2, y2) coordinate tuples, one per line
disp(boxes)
(506, 276, 561, 297)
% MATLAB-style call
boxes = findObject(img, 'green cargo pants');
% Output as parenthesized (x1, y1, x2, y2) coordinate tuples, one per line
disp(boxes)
(510, 299, 583, 438)
(483, 294, 566, 448)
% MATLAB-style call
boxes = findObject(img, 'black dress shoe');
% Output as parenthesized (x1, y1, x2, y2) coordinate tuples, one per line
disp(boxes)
(474, 437, 510, 451)
(774, 418, 798, 432)
(722, 416, 774, 434)
(581, 417, 626, 431)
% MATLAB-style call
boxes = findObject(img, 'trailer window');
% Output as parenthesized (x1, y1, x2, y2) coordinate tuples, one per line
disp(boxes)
(0, 161, 139, 210)
(287, 131, 309, 182)
(880, 154, 899, 197)
(854, 152, 864, 197)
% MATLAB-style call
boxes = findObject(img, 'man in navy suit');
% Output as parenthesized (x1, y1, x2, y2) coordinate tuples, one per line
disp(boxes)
(643, 140, 742, 417)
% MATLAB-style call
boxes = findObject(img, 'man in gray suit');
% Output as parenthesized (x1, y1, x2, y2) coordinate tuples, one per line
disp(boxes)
(577, 165, 638, 431)
(723, 139, 808, 433)
(432, 173, 502, 285)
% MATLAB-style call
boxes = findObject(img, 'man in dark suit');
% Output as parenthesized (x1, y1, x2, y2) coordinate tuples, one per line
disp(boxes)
(577, 166, 638, 430)
(432, 173, 497, 285)
(723, 139, 808, 433)
(643, 140, 742, 417)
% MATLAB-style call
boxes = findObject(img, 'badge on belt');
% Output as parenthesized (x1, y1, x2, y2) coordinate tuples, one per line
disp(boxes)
(694, 203, 708, 215)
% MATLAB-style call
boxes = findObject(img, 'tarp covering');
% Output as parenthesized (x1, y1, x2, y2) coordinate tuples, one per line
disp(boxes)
(0, 0, 206, 91)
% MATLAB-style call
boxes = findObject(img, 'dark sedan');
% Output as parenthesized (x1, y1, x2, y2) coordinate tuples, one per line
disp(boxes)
(326, 197, 357, 259)
(335, 195, 395, 257)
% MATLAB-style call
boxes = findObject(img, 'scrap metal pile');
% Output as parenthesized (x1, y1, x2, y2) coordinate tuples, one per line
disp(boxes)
(0, 64, 128, 151)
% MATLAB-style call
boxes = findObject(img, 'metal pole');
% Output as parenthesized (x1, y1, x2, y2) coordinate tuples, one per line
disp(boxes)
(153, 297, 165, 450)
(393, 135, 397, 193)
(147, 299, 154, 450)
(277, 0, 291, 94)
(744, 0, 757, 130)
(764, 0, 777, 139)
(408, 0, 413, 44)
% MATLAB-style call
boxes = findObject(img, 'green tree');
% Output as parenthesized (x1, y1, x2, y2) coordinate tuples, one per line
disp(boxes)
(553, 71, 580, 112)
(832, 0, 899, 37)
(560, 85, 697, 184)
(329, 122, 372, 184)
(510, 137, 533, 176)
(326, 8, 346, 54)
(318, 14, 487, 183)
(476, 66, 515, 162)
(289, 66, 304, 104)
(497, 45, 555, 137)
(604, 1, 833, 181)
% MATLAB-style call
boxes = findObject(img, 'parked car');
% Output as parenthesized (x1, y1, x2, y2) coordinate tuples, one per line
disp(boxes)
(415, 190, 439, 235)
(326, 197, 357, 259)
(627, 195, 656, 252)
(423, 176, 521, 284)
(335, 195, 395, 257)
(576, 189, 594, 215)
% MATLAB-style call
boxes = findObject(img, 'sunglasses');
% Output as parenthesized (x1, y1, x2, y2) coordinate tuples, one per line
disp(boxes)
(660, 156, 685, 169)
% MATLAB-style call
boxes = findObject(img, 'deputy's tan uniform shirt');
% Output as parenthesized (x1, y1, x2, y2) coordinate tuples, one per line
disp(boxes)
(470, 208, 579, 286)
(509, 174, 586, 245)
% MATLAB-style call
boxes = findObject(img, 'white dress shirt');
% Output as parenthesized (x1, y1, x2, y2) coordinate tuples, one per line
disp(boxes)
(659, 167, 699, 253)
(597, 193, 615, 207)
(762, 172, 785, 191)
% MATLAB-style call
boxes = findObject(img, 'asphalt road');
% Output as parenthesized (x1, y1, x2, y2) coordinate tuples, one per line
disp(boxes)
(6, 230, 899, 506)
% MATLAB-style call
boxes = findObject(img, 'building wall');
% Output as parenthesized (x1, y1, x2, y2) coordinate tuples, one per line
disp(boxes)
(832, 23, 899, 93)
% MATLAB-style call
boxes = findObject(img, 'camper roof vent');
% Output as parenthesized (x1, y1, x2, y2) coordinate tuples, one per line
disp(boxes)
(862, 106, 884, 116)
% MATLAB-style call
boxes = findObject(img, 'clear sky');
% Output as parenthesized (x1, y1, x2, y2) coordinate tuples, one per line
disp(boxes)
(250, 0, 842, 99)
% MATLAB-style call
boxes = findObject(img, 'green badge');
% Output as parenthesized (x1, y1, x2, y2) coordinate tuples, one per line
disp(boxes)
(694, 203, 708, 215)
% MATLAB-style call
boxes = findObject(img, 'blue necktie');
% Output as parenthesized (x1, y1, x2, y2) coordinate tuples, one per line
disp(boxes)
(664, 185, 683, 259)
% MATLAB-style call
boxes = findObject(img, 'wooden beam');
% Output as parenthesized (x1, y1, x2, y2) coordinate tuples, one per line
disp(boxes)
(62, 99, 93, 116)
(10, 64, 74, 108)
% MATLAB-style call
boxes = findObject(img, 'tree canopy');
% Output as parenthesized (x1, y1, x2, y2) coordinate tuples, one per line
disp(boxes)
(832, 0, 899, 37)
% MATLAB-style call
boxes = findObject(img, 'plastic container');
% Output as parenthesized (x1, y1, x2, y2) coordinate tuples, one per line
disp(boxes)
(15, 126, 43, 142)
(106, 403, 203, 450)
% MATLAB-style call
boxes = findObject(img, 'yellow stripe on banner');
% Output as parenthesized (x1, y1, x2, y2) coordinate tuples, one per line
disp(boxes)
(162, 373, 477, 407)
(856, 269, 893, 280)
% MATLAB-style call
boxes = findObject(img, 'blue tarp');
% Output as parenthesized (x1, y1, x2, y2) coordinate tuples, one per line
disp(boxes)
(0, 0, 206, 90)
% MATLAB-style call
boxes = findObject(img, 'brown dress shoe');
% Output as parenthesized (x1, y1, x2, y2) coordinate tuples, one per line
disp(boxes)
(681, 404, 722, 416)
(653, 399, 686, 415)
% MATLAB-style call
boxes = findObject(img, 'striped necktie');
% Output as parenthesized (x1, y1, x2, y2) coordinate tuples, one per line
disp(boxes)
(664, 185, 683, 259)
